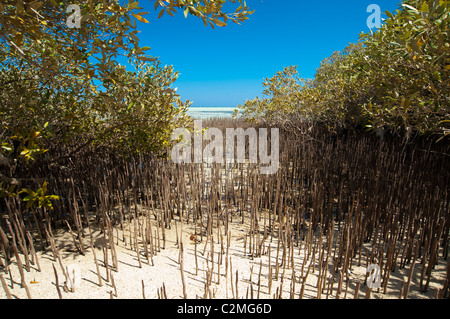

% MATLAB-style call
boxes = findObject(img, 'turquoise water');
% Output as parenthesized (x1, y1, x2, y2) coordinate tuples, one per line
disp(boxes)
(187, 106, 235, 119)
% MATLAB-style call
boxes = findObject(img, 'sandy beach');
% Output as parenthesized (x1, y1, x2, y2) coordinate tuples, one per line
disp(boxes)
(1, 208, 447, 300)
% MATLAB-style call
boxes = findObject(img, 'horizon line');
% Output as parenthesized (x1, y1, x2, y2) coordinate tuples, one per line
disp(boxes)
(189, 106, 237, 108)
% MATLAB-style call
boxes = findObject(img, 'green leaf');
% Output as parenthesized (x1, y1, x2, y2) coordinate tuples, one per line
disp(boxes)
(132, 13, 149, 23)
(23, 195, 35, 202)
(15, 33, 23, 47)
(29, 1, 43, 10)
(20, 188, 36, 197)
(402, 4, 419, 12)
(432, 71, 441, 81)
(1, 143, 12, 151)
(8, 185, 16, 193)
(211, 18, 227, 27)
(137, 56, 157, 62)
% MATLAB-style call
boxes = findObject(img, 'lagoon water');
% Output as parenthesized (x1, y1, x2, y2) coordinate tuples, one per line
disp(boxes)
(187, 106, 235, 119)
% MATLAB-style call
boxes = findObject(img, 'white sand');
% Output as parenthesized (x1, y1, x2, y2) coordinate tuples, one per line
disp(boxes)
(0, 212, 447, 299)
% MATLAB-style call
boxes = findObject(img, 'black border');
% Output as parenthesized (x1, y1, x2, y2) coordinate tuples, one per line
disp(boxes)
(1, 298, 447, 318)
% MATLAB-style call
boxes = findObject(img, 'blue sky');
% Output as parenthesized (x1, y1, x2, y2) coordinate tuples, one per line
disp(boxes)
(134, 0, 402, 107)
